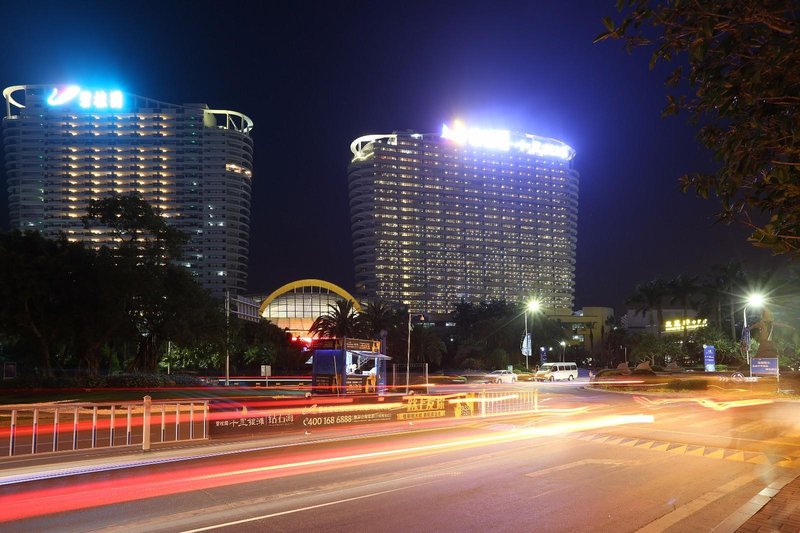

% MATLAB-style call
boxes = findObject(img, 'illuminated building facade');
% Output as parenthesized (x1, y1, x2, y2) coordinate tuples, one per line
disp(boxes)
(349, 121, 579, 313)
(2, 84, 254, 299)
(258, 279, 363, 339)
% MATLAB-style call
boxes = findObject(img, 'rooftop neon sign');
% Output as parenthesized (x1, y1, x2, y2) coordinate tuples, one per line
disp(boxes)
(441, 120, 574, 160)
(47, 85, 124, 110)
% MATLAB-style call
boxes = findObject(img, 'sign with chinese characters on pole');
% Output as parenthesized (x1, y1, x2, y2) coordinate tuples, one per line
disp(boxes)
(750, 358, 778, 376)
(703, 345, 716, 372)
(521, 333, 531, 357)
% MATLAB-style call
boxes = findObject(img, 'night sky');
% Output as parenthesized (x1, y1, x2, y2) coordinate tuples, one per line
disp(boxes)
(0, 0, 783, 312)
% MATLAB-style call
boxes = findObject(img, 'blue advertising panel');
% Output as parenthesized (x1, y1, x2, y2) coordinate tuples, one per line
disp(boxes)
(703, 345, 716, 372)
(311, 349, 346, 393)
(540, 346, 547, 364)
(750, 358, 778, 376)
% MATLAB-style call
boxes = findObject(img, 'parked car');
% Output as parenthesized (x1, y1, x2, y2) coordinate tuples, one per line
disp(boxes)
(484, 369, 518, 383)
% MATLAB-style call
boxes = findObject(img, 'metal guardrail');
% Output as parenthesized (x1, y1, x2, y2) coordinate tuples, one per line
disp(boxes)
(0, 397, 208, 457)
(1, 389, 553, 457)
(478, 390, 540, 417)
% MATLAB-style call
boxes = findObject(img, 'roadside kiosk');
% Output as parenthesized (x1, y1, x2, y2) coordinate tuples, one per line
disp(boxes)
(310, 338, 390, 395)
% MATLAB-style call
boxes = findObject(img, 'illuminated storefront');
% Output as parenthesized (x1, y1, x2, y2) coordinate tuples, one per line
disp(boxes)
(2, 84, 254, 299)
(349, 120, 579, 313)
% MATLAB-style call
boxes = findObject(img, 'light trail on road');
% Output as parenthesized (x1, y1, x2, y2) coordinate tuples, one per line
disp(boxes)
(633, 396, 774, 411)
(0, 413, 652, 521)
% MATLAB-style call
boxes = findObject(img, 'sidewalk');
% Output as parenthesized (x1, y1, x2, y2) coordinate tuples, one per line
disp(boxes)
(733, 473, 800, 532)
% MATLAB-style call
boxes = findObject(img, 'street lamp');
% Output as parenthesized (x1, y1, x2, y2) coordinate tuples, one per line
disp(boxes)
(523, 299, 541, 370)
(742, 293, 765, 376)
(406, 311, 412, 394)
(406, 312, 426, 394)
(559, 340, 566, 362)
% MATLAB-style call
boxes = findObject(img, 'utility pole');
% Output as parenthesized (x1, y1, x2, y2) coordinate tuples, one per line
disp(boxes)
(225, 290, 230, 386)
(406, 311, 411, 394)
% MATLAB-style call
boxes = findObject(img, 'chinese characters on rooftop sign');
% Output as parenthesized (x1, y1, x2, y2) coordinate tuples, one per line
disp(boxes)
(664, 318, 708, 333)
(47, 86, 123, 110)
(441, 120, 575, 160)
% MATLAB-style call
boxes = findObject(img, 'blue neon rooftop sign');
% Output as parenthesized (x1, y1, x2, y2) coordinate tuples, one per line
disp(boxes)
(47, 85, 124, 110)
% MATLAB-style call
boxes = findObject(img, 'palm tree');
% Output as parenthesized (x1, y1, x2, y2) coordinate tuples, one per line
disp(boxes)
(668, 275, 699, 341)
(308, 299, 361, 338)
(357, 299, 401, 354)
(710, 261, 746, 340)
(358, 299, 395, 338)
(627, 279, 669, 337)
(411, 326, 447, 366)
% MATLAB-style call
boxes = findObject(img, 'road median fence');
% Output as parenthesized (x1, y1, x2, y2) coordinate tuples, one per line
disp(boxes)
(0, 390, 545, 457)
(0, 398, 208, 457)
(209, 389, 543, 437)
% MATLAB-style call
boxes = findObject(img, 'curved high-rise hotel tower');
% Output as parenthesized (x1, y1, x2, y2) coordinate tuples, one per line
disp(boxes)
(349, 121, 578, 313)
(2, 84, 254, 299)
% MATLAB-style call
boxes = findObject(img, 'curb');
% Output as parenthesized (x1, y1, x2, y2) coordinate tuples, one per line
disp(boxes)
(712, 473, 800, 532)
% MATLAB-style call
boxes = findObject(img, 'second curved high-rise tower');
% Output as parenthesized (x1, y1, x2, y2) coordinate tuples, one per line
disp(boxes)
(348, 121, 579, 313)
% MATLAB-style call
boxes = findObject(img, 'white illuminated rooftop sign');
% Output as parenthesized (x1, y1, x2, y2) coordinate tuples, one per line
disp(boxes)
(47, 85, 124, 110)
(441, 120, 574, 160)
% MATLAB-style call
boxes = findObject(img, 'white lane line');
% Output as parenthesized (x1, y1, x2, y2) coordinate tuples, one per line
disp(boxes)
(636, 473, 758, 532)
(179, 483, 425, 532)
(525, 458, 641, 478)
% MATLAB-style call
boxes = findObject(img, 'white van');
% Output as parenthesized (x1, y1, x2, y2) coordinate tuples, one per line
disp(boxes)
(534, 362, 578, 382)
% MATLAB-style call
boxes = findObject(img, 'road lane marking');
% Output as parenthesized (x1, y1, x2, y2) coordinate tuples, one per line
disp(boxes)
(525, 458, 641, 478)
(636, 473, 758, 532)
(179, 483, 428, 532)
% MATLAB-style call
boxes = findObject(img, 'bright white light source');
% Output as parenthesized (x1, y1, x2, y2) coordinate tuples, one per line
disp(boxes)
(109, 90, 123, 109)
(47, 86, 81, 106)
(79, 90, 92, 108)
(441, 121, 574, 160)
(93, 90, 108, 109)
(747, 293, 766, 308)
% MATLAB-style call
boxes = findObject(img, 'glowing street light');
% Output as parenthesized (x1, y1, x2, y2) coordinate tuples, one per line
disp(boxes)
(523, 299, 542, 370)
(559, 340, 567, 362)
(742, 293, 766, 376)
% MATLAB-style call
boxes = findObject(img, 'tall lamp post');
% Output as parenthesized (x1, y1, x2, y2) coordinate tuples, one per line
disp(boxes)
(559, 341, 566, 362)
(406, 311, 412, 394)
(742, 293, 765, 377)
(406, 312, 426, 393)
(524, 299, 541, 370)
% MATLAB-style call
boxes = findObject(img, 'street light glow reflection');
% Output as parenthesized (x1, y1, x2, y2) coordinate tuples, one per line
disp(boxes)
(746, 293, 766, 308)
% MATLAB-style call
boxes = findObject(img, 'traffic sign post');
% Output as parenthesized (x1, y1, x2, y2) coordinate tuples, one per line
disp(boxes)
(750, 358, 779, 393)
(703, 345, 716, 372)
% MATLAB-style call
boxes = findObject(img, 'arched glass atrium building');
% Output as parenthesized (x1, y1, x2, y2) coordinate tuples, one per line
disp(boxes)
(348, 122, 579, 313)
(2, 85, 254, 299)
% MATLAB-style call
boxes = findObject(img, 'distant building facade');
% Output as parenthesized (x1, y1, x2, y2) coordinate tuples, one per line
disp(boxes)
(546, 306, 614, 357)
(348, 121, 579, 313)
(2, 84, 254, 299)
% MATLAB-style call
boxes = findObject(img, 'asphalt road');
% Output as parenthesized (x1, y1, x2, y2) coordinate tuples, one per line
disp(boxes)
(1, 383, 798, 532)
